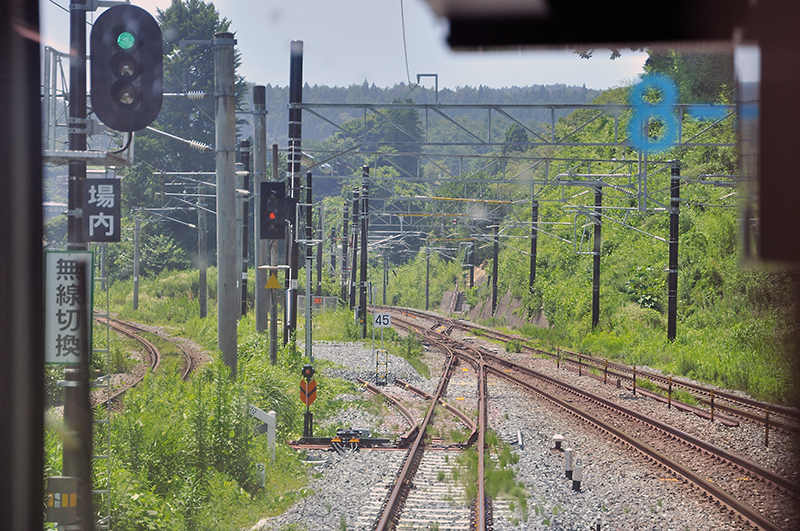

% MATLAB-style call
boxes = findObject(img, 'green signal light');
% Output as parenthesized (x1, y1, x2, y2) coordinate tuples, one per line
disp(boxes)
(117, 31, 136, 50)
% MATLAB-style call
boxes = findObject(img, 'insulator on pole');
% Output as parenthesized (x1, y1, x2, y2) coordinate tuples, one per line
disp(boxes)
(187, 91, 206, 100)
(189, 140, 212, 152)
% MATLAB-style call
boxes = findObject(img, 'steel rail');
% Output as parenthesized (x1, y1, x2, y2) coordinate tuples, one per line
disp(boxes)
(475, 356, 488, 531)
(436, 320, 789, 530)
(527, 345, 798, 432)
(416, 330, 491, 530)
(92, 317, 162, 406)
(384, 306, 800, 430)
(105, 317, 196, 381)
(482, 363, 784, 531)
(388, 308, 797, 528)
(548, 345, 800, 424)
(473, 347, 800, 499)
(100, 318, 161, 372)
(394, 378, 477, 437)
(374, 350, 458, 531)
(357, 378, 420, 447)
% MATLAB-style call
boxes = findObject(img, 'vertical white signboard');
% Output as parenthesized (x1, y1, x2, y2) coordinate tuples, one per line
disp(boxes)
(45, 251, 93, 364)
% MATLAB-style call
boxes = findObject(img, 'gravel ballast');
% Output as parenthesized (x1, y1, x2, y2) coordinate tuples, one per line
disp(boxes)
(250, 331, 795, 531)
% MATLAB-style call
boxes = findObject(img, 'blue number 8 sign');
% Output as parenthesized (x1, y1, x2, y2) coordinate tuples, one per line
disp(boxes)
(629, 74, 680, 153)
(629, 74, 728, 153)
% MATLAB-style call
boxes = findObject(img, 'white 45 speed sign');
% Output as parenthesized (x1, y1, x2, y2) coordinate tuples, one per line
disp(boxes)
(373, 313, 391, 328)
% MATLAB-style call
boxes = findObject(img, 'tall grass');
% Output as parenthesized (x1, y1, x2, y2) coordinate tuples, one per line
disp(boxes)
(60, 268, 375, 530)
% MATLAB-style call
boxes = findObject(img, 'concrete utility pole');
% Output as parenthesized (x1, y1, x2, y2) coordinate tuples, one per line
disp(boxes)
(530, 200, 539, 292)
(253, 85, 269, 332)
(198, 183, 208, 318)
(270, 144, 280, 363)
(592, 187, 602, 329)
(383, 253, 388, 305)
(426, 243, 430, 311)
(316, 205, 323, 297)
(491, 222, 499, 315)
(341, 201, 349, 302)
(214, 31, 238, 377)
(469, 243, 474, 288)
(253, 86, 268, 332)
(241, 140, 251, 316)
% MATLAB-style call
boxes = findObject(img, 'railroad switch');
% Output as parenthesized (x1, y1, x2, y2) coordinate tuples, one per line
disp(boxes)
(297, 428, 393, 453)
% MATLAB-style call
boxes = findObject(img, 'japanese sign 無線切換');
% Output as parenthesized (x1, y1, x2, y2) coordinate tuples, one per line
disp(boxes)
(45, 252, 93, 364)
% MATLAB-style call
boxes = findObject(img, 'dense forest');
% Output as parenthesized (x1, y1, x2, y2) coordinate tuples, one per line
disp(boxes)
(246, 81, 600, 148)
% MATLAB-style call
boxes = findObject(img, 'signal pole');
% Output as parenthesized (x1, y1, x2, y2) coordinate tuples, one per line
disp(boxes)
(286, 40, 304, 344)
(67, 1, 87, 250)
(63, 3, 95, 529)
(305, 171, 314, 359)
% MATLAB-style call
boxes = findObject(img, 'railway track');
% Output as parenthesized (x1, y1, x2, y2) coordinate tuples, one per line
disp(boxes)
(371, 344, 480, 530)
(92, 317, 196, 406)
(377, 305, 800, 435)
(330, 328, 495, 530)
(385, 308, 800, 531)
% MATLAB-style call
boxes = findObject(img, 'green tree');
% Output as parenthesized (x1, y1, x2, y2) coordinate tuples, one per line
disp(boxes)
(643, 50, 733, 103)
(121, 0, 248, 258)
(502, 122, 529, 155)
(106, 217, 192, 282)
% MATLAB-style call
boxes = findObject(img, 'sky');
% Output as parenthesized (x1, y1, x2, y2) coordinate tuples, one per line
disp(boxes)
(40, 0, 649, 91)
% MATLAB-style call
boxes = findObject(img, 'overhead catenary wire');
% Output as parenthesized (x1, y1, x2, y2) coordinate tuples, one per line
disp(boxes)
(164, 56, 216, 125)
(399, 0, 412, 87)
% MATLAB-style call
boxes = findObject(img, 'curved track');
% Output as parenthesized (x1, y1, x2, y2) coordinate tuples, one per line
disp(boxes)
(373, 346, 461, 530)
(378, 305, 800, 435)
(387, 308, 799, 531)
(357, 378, 420, 447)
(93, 317, 195, 406)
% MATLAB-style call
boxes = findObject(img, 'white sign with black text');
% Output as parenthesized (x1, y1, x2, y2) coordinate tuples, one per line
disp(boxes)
(373, 313, 391, 328)
(45, 251, 94, 364)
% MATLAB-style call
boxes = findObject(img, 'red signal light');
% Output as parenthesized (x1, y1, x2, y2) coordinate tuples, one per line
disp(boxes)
(268, 212, 276, 220)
